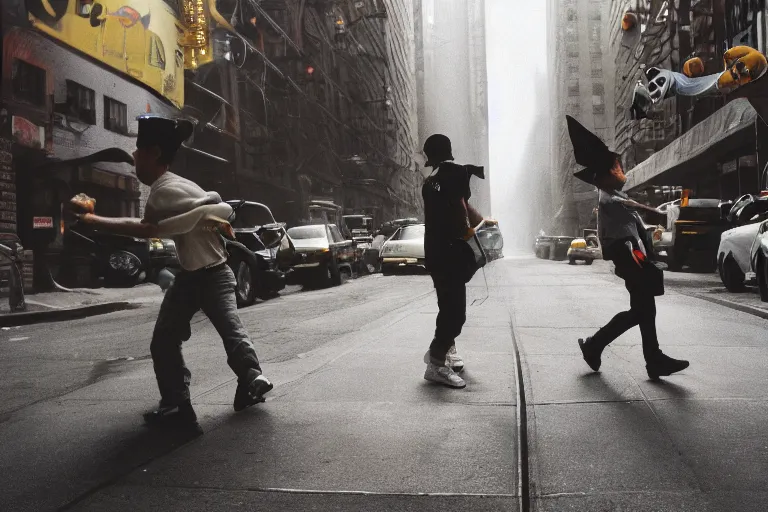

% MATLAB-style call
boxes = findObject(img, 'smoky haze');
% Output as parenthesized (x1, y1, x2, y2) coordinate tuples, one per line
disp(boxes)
(486, 1, 550, 251)
(416, 0, 491, 215)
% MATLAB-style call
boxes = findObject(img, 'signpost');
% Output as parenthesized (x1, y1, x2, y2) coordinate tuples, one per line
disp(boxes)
(33, 217, 53, 229)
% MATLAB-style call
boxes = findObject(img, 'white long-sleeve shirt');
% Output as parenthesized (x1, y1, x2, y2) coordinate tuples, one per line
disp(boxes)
(143, 172, 228, 271)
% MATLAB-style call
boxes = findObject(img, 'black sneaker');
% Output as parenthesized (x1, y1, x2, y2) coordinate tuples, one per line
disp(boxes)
(143, 400, 203, 436)
(234, 374, 273, 412)
(646, 354, 689, 380)
(578, 337, 603, 372)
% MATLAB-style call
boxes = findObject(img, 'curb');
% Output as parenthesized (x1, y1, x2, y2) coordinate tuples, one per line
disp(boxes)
(685, 292, 768, 320)
(0, 301, 141, 327)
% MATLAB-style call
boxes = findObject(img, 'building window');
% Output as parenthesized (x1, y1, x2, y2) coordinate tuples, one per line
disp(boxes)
(593, 104, 605, 115)
(591, 68, 603, 79)
(567, 9, 577, 21)
(568, 81, 580, 97)
(589, 10, 601, 21)
(592, 83, 605, 96)
(59, 80, 96, 124)
(12, 60, 46, 106)
(568, 64, 580, 77)
(567, 102, 581, 115)
(567, 50, 580, 59)
(592, 94, 604, 106)
(595, 114, 607, 128)
(104, 96, 128, 134)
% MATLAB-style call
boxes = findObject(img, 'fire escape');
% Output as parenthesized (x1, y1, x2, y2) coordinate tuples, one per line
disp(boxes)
(177, 0, 412, 221)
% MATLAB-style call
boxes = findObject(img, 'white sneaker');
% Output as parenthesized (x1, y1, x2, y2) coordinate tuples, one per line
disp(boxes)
(424, 362, 466, 388)
(423, 345, 465, 372)
(446, 344, 465, 372)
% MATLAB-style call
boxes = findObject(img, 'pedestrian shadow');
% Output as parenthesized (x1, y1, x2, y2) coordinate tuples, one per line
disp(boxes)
(58, 419, 207, 508)
(645, 379, 691, 400)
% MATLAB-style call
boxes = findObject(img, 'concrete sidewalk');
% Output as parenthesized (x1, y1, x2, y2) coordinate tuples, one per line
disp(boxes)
(0, 284, 165, 327)
(498, 256, 768, 511)
(65, 280, 522, 511)
(663, 269, 768, 319)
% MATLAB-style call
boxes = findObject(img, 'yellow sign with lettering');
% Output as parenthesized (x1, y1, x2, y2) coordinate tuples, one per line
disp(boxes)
(26, 0, 185, 108)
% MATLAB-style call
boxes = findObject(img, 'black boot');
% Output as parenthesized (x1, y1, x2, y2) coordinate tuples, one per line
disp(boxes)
(578, 337, 603, 372)
(646, 353, 689, 380)
(143, 400, 203, 436)
(234, 371, 273, 412)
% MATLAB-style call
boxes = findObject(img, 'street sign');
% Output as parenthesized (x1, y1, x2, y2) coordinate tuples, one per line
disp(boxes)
(33, 217, 53, 229)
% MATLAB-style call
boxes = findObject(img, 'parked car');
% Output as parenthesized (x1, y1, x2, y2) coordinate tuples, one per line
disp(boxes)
(391, 218, 420, 229)
(343, 214, 374, 239)
(286, 224, 355, 287)
(59, 224, 170, 288)
(380, 223, 425, 274)
(757, 226, 768, 302)
(567, 235, 601, 265)
(717, 218, 768, 293)
(725, 194, 768, 226)
(225, 200, 295, 306)
(534, 235, 575, 260)
(662, 198, 728, 271)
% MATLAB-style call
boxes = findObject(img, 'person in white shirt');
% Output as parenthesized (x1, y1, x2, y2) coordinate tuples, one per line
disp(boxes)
(565, 116, 689, 380)
(76, 115, 272, 434)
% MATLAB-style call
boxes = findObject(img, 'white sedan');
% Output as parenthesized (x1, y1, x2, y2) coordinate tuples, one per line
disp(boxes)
(379, 224, 425, 274)
(717, 219, 768, 291)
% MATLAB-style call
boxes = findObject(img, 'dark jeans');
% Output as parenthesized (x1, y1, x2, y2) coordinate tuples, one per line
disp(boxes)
(428, 273, 467, 363)
(590, 260, 662, 362)
(150, 263, 262, 406)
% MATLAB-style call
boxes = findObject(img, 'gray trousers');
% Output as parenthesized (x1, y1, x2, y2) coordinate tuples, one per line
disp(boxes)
(150, 263, 262, 406)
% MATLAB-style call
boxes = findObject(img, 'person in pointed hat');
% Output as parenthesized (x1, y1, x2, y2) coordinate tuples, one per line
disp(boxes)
(565, 116, 689, 380)
(420, 134, 496, 389)
(75, 115, 273, 434)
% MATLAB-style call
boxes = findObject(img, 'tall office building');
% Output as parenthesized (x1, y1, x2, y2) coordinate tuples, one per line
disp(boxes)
(414, 0, 491, 215)
(547, 0, 613, 235)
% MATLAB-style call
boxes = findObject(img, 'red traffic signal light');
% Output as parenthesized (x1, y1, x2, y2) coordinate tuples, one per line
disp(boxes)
(307, 66, 315, 76)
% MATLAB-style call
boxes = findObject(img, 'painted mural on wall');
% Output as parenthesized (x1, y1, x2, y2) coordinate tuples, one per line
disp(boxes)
(631, 46, 768, 120)
(24, 0, 185, 108)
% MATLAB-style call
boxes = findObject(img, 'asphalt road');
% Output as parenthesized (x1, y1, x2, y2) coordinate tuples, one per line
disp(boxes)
(0, 257, 766, 511)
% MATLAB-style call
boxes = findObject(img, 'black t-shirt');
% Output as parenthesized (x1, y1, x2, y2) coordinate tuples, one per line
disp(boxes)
(422, 162, 471, 258)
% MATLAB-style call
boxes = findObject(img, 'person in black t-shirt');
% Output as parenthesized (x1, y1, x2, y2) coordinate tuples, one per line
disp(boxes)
(420, 134, 495, 389)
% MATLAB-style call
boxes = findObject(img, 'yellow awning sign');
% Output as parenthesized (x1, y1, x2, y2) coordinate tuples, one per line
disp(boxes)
(28, 0, 186, 108)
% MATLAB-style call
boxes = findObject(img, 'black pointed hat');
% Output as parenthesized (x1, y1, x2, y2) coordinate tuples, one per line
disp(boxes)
(136, 115, 194, 158)
(566, 115, 619, 186)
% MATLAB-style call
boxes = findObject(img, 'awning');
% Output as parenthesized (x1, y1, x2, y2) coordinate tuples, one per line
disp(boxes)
(625, 98, 757, 191)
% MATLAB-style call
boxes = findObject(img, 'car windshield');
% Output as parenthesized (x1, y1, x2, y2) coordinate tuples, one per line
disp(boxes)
(288, 226, 327, 240)
(230, 204, 275, 229)
(397, 225, 425, 240)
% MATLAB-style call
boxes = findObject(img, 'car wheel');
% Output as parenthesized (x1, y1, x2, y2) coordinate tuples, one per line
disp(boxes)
(568, 258, 576, 265)
(233, 259, 256, 307)
(585, 259, 594, 265)
(757, 254, 768, 302)
(330, 260, 342, 286)
(381, 264, 395, 275)
(719, 255, 745, 292)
